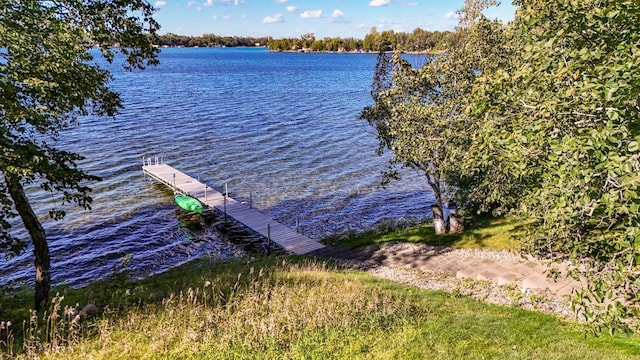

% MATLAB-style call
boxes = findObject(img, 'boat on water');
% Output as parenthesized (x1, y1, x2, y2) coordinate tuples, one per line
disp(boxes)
(174, 194, 204, 214)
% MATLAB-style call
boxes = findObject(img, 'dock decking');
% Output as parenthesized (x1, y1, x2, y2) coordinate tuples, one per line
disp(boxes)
(142, 158, 325, 255)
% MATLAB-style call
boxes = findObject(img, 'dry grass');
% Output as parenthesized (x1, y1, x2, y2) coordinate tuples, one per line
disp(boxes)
(3, 259, 422, 359)
(2, 257, 639, 359)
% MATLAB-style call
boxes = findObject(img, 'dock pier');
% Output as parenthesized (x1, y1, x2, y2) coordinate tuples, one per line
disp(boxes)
(142, 157, 325, 255)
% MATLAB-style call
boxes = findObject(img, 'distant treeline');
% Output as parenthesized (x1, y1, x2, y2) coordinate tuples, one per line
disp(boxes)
(154, 28, 455, 53)
(155, 33, 271, 48)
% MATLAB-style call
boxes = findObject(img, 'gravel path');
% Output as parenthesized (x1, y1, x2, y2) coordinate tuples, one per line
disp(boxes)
(334, 243, 578, 321)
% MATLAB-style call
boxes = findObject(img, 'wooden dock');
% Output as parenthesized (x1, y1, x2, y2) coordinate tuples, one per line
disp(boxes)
(142, 157, 325, 255)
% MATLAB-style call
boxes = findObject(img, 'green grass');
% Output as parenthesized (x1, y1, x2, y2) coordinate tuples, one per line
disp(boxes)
(1, 256, 639, 359)
(329, 216, 526, 251)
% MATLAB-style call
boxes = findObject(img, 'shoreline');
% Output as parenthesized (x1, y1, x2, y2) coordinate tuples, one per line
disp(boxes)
(155, 45, 441, 55)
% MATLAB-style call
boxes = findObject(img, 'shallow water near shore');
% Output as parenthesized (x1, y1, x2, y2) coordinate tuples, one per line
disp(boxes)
(0, 48, 433, 288)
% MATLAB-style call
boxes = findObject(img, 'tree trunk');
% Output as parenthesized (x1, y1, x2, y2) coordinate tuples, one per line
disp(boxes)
(431, 204, 443, 219)
(4, 173, 50, 311)
(424, 170, 443, 208)
(433, 218, 447, 234)
(449, 214, 464, 234)
(432, 204, 447, 234)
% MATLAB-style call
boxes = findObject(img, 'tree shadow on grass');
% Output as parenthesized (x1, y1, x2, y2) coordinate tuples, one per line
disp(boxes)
(333, 215, 527, 252)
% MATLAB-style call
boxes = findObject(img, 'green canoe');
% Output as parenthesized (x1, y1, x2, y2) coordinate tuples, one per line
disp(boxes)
(174, 194, 203, 214)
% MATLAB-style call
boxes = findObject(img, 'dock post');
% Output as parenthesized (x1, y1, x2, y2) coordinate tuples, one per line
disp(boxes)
(172, 173, 176, 190)
(250, 191, 252, 209)
(268, 224, 271, 248)
(296, 218, 300, 233)
(204, 185, 207, 201)
(223, 185, 227, 222)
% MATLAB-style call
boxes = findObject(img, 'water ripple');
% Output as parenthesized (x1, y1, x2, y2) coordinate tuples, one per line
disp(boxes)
(0, 48, 433, 288)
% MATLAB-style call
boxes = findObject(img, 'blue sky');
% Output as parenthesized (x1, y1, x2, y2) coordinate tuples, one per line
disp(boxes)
(152, 0, 516, 38)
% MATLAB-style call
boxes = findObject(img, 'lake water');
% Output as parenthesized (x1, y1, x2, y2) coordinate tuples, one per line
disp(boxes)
(0, 48, 433, 288)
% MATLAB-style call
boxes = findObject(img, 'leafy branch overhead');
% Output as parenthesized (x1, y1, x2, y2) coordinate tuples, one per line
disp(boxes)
(0, 0, 159, 310)
(361, 0, 512, 210)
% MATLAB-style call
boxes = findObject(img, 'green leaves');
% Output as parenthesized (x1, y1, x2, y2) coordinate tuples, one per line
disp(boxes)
(0, 0, 159, 308)
(0, 0, 160, 244)
(361, 0, 520, 214)
(469, 0, 640, 333)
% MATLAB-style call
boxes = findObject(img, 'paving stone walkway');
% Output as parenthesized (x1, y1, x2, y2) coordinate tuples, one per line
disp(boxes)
(309, 244, 582, 297)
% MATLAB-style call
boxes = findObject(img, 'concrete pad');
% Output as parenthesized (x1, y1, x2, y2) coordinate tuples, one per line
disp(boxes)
(435, 258, 467, 275)
(497, 272, 520, 286)
(477, 270, 500, 281)
(521, 274, 551, 292)
(456, 268, 477, 279)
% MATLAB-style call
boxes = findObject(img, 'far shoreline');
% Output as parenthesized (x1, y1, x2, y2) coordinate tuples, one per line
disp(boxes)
(155, 45, 442, 56)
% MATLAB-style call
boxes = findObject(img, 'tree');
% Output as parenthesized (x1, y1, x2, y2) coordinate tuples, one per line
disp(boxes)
(470, 0, 640, 332)
(363, 27, 379, 52)
(0, 0, 159, 310)
(360, 0, 507, 210)
(360, 51, 448, 206)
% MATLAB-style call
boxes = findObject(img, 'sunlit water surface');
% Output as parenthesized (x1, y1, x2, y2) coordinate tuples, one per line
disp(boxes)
(0, 48, 433, 288)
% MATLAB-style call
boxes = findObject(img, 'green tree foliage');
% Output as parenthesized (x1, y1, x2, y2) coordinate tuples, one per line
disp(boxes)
(470, 0, 640, 332)
(362, 28, 455, 53)
(360, 0, 506, 208)
(152, 28, 453, 53)
(360, 51, 449, 206)
(266, 36, 364, 52)
(0, 0, 159, 310)
(443, 6, 533, 216)
(263, 29, 452, 53)
(155, 33, 271, 48)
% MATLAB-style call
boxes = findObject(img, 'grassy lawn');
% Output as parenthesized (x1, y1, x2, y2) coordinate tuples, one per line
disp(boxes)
(331, 216, 526, 252)
(1, 256, 639, 359)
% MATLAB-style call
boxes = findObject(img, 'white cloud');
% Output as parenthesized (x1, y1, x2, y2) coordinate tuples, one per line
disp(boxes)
(204, 0, 244, 6)
(211, 14, 231, 21)
(154, 1, 166, 7)
(444, 10, 458, 19)
(263, 14, 284, 23)
(286, 5, 297, 12)
(330, 9, 348, 23)
(300, 9, 322, 19)
(369, 0, 390, 6)
(276, 0, 288, 3)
